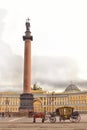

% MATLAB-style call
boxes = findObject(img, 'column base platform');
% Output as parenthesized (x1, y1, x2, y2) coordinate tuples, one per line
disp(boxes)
(19, 93, 34, 113)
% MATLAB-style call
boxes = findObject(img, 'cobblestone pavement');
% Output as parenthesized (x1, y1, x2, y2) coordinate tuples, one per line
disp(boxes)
(0, 114, 87, 130)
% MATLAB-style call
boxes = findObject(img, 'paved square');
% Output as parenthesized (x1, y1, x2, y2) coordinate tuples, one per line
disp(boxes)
(0, 114, 87, 130)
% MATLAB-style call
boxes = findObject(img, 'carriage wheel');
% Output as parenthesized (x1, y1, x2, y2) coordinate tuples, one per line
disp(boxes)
(49, 117, 56, 123)
(70, 115, 81, 122)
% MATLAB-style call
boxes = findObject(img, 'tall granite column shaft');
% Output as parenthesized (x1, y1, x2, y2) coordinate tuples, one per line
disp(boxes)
(24, 39, 31, 93)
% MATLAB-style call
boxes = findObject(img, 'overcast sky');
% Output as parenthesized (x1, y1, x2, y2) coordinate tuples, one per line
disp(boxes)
(0, 0, 87, 92)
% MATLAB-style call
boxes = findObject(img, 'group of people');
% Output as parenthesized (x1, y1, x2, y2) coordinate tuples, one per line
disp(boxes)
(1, 112, 11, 117)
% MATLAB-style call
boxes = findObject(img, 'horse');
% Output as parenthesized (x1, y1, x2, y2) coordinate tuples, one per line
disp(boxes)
(32, 112, 56, 123)
(32, 112, 45, 123)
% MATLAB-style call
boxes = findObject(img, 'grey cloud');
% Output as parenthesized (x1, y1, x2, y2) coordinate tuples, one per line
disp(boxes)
(32, 56, 87, 91)
(32, 56, 79, 82)
(0, 52, 23, 86)
(0, 9, 23, 91)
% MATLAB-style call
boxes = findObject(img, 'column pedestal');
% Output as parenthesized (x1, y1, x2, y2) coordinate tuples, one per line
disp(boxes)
(19, 93, 34, 112)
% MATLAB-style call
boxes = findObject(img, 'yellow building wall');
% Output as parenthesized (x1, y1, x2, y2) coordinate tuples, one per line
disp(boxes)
(0, 91, 87, 113)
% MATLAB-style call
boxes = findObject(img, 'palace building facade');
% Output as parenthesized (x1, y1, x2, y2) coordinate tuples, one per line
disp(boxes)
(0, 83, 87, 113)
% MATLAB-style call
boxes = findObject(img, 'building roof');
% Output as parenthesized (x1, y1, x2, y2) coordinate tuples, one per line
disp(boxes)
(64, 83, 81, 93)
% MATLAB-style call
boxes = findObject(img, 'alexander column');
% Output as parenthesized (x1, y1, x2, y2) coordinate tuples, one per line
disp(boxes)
(19, 18, 34, 113)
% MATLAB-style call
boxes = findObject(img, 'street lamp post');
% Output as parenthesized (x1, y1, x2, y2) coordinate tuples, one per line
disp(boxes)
(5, 97, 9, 116)
(52, 92, 54, 113)
(46, 91, 49, 113)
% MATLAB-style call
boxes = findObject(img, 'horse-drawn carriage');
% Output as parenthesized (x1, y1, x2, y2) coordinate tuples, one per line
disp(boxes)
(56, 106, 81, 122)
(32, 106, 81, 123)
